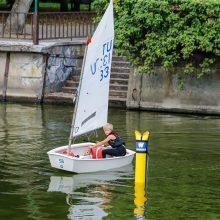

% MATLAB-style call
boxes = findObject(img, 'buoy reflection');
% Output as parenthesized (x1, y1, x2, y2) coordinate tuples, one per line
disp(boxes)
(134, 182, 147, 219)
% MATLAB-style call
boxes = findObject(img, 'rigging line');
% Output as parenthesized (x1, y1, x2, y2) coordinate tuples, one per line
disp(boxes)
(85, 130, 94, 141)
(83, 130, 99, 142)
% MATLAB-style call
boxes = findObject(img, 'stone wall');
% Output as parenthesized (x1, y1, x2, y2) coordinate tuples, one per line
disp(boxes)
(0, 41, 84, 102)
(127, 67, 220, 115)
(0, 53, 6, 98)
(7, 53, 45, 101)
(45, 45, 84, 94)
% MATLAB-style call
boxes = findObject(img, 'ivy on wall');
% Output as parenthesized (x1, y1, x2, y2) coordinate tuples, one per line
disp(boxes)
(93, 0, 220, 77)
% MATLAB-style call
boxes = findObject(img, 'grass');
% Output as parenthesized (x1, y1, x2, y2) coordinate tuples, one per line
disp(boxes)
(0, 0, 7, 7)
(0, 1, 93, 11)
(39, 3, 93, 11)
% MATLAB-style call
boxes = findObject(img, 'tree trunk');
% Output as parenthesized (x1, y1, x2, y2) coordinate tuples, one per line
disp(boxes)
(5, 0, 33, 34)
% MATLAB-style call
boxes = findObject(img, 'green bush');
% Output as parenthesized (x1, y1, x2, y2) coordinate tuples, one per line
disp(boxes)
(93, 0, 220, 76)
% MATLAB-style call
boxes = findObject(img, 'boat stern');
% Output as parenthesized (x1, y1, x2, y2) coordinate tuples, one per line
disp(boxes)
(47, 150, 75, 172)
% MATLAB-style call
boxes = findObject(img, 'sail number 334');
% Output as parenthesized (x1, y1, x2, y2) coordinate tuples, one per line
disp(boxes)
(90, 40, 113, 81)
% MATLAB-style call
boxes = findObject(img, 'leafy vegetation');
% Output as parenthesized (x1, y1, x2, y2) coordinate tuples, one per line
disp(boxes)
(93, 0, 220, 77)
(0, 0, 7, 6)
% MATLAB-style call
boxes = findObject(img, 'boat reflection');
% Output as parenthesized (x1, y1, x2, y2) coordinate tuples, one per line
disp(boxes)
(48, 164, 134, 219)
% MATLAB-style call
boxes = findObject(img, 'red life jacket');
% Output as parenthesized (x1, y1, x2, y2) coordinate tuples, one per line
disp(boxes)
(91, 146, 103, 159)
(108, 131, 119, 145)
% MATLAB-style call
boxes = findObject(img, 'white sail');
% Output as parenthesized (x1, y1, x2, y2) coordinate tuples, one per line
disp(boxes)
(72, 0, 114, 137)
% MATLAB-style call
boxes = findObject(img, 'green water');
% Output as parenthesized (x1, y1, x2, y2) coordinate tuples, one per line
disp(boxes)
(0, 103, 219, 220)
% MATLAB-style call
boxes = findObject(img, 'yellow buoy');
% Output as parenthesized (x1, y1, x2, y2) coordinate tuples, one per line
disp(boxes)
(134, 130, 150, 184)
(134, 130, 150, 218)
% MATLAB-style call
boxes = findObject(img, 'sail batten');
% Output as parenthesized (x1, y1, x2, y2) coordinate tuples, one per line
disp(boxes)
(72, 0, 114, 138)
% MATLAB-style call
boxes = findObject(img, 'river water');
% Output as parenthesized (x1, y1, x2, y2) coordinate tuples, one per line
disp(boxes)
(0, 103, 219, 220)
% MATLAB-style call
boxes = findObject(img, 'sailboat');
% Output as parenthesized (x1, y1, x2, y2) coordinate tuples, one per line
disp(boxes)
(47, 0, 135, 173)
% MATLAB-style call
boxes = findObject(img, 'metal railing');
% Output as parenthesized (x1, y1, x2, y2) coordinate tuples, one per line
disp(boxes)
(38, 11, 96, 40)
(0, 11, 34, 40)
(0, 11, 97, 44)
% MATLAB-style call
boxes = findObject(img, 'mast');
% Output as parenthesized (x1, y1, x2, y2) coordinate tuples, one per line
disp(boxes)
(68, 43, 89, 154)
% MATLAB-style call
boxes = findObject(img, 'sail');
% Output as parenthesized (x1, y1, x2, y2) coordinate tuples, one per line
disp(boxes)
(72, 0, 114, 137)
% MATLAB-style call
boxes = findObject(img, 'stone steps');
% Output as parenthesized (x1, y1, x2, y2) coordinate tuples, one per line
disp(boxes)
(44, 92, 127, 107)
(62, 85, 128, 94)
(110, 78, 128, 85)
(46, 55, 131, 107)
(64, 80, 128, 89)
(110, 84, 128, 91)
(112, 56, 128, 62)
(44, 92, 75, 104)
(66, 80, 78, 87)
(67, 77, 129, 87)
(111, 61, 131, 68)
(62, 87, 77, 93)
(111, 67, 130, 73)
(111, 72, 129, 79)
(110, 90, 127, 98)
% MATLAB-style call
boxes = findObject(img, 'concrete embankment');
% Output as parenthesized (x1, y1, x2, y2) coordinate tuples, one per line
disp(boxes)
(127, 66, 220, 115)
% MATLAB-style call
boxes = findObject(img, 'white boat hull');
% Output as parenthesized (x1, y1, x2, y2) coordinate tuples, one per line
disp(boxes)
(47, 142, 136, 173)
